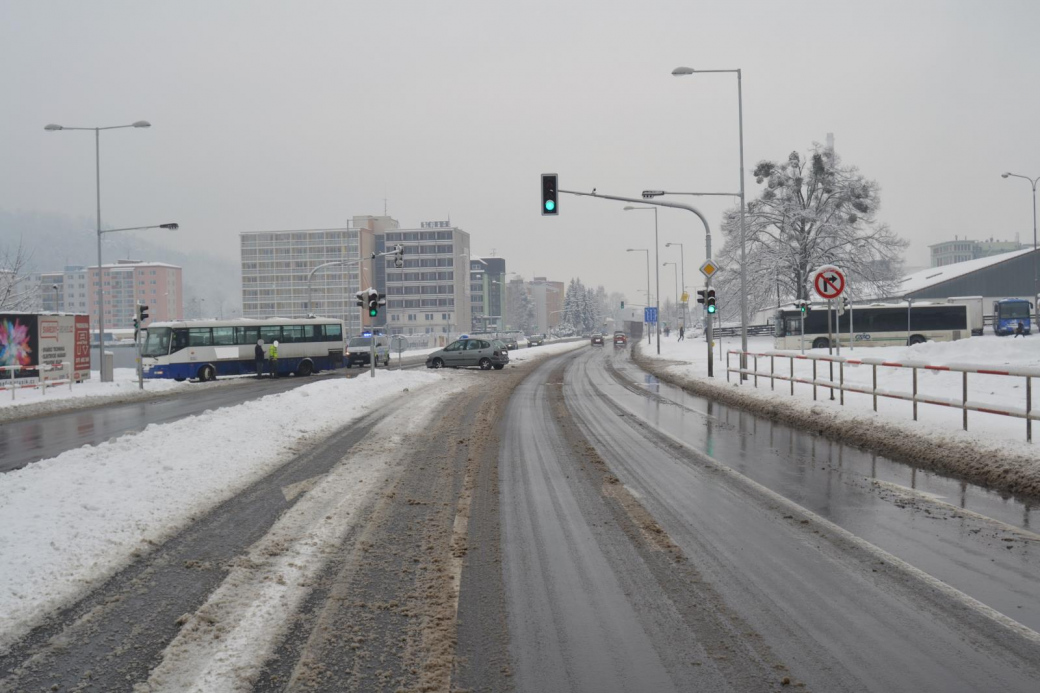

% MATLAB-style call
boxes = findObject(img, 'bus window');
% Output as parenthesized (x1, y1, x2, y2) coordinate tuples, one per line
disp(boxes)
(260, 325, 281, 344)
(188, 328, 213, 347)
(324, 323, 342, 341)
(172, 329, 189, 352)
(282, 325, 304, 343)
(784, 317, 801, 335)
(142, 327, 173, 357)
(235, 326, 260, 345)
(303, 324, 321, 342)
(212, 326, 235, 346)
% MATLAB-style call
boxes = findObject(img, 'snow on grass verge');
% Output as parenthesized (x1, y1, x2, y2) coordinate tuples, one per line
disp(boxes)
(0, 369, 451, 652)
(635, 335, 1040, 499)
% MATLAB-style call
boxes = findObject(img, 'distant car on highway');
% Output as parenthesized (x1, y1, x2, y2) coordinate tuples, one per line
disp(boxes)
(591, 334, 604, 346)
(426, 338, 509, 370)
(527, 334, 545, 346)
(503, 337, 519, 350)
(613, 331, 628, 347)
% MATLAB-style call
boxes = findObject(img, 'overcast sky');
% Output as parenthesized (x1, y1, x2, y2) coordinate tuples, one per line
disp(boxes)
(3, 0, 1039, 305)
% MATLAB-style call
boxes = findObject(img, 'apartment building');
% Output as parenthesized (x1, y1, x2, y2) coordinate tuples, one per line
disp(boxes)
(240, 225, 377, 335)
(930, 235, 1028, 267)
(470, 256, 506, 332)
(87, 260, 183, 329)
(380, 220, 471, 342)
(528, 276, 565, 333)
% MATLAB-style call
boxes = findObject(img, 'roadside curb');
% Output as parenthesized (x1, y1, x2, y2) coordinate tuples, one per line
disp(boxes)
(632, 343, 1040, 501)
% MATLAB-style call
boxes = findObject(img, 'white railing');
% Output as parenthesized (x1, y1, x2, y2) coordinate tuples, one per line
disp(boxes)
(0, 362, 75, 400)
(726, 349, 1040, 442)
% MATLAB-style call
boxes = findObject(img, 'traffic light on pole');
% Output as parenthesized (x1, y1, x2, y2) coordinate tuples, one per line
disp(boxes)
(541, 173, 558, 216)
(367, 290, 379, 318)
(696, 289, 706, 305)
(355, 290, 366, 308)
(139, 303, 149, 323)
(706, 289, 717, 314)
(620, 301, 624, 309)
(394, 244, 405, 269)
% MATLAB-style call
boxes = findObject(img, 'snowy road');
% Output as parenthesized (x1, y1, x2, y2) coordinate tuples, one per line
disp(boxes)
(1, 341, 1038, 691)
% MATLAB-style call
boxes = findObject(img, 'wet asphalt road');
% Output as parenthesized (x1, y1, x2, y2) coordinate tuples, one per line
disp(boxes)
(498, 346, 1040, 692)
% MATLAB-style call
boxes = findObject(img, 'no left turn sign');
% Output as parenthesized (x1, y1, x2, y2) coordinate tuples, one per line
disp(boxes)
(813, 266, 846, 300)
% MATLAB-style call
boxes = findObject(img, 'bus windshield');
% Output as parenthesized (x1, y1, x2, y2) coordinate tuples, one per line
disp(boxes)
(999, 302, 1031, 320)
(142, 327, 173, 357)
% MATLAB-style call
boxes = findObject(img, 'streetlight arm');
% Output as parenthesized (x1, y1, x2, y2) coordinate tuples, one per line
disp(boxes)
(101, 223, 178, 235)
(560, 189, 711, 240)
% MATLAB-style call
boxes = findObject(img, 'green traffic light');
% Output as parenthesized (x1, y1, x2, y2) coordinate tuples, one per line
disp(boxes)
(369, 309, 378, 317)
(545, 200, 555, 212)
(707, 305, 717, 314)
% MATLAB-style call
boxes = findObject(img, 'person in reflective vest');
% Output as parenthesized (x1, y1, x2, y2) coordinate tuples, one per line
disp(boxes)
(269, 340, 279, 376)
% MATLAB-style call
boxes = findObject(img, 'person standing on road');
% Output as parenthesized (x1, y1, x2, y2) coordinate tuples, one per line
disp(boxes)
(269, 340, 279, 376)
(678, 325, 685, 341)
(1015, 322, 1027, 338)
(254, 339, 266, 377)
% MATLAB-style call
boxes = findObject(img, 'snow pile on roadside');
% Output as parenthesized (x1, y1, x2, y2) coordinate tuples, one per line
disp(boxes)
(0, 369, 449, 651)
(636, 335, 1040, 498)
(509, 339, 586, 363)
(0, 368, 193, 422)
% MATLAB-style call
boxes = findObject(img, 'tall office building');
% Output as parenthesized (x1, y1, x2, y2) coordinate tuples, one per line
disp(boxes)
(470, 256, 506, 332)
(240, 225, 377, 336)
(380, 220, 471, 343)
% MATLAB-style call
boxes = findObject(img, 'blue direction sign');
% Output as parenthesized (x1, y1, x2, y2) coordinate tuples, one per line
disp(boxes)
(644, 306, 658, 324)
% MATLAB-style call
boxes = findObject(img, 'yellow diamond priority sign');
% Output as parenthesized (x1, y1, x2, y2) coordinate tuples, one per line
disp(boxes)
(699, 260, 720, 278)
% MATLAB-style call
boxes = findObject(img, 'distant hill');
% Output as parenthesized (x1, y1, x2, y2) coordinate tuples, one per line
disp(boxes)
(0, 209, 240, 316)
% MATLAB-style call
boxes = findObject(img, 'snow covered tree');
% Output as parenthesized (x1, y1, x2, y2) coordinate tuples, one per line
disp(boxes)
(713, 141, 908, 320)
(0, 240, 37, 311)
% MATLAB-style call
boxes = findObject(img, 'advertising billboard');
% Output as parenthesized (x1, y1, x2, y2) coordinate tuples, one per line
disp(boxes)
(0, 313, 90, 385)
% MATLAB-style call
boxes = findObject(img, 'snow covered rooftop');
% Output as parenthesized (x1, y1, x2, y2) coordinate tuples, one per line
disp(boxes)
(895, 248, 1034, 295)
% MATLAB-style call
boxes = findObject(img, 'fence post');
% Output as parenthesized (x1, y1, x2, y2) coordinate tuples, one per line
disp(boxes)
(839, 361, 844, 406)
(790, 358, 794, 396)
(912, 367, 918, 421)
(770, 355, 775, 391)
(41, 366, 47, 395)
(1027, 376, 1032, 443)
(813, 359, 817, 401)
(962, 371, 968, 431)
(10, 368, 14, 401)
(872, 364, 878, 412)
(754, 354, 758, 388)
(727, 351, 731, 383)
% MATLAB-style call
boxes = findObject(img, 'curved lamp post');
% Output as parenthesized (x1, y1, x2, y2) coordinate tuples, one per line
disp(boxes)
(627, 248, 651, 344)
(1002, 172, 1040, 323)
(625, 206, 661, 354)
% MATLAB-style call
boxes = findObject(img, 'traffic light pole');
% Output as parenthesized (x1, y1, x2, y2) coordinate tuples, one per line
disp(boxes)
(560, 189, 714, 376)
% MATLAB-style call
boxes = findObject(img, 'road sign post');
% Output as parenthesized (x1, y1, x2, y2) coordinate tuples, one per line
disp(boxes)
(699, 260, 721, 379)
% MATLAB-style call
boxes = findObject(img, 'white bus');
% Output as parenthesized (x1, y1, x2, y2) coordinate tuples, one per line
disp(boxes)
(774, 303, 970, 350)
(142, 318, 345, 381)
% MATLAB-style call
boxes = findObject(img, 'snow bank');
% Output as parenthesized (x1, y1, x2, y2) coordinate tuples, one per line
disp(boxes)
(0, 369, 449, 652)
(636, 335, 1040, 500)
(0, 368, 198, 422)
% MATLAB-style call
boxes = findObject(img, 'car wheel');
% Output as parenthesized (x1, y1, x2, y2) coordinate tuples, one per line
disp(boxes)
(909, 335, 927, 346)
(479, 358, 492, 370)
(297, 360, 313, 377)
(812, 337, 830, 350)
(198, 364, 216, 382)
(431, 357, 444, 369)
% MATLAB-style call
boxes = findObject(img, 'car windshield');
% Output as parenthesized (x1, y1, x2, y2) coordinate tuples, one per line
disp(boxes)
(348, 337, 371, 348)
(142, 327, 172, 357)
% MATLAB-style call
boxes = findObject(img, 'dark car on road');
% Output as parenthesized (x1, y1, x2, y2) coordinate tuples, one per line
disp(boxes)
(591, 334, 604, 346)
(503, 337, 519, 350)
(613, 331, 628, 348)
(426, 338, 509, 370)
(528, 334, 545, 346)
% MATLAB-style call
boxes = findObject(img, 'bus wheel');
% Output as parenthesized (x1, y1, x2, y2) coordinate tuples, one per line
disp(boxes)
(909, 335, 927, 346)
(174, 377, 186, 382)
(198, 365, 216, 382)
(812, 338, 829, 350)
(297, 360, 313, 377)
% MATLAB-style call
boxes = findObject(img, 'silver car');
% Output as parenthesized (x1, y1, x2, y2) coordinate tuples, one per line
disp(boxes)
(426, 338, 509, 370)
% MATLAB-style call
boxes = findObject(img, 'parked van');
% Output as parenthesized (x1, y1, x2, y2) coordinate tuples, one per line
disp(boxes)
(345, 335, 391, 367)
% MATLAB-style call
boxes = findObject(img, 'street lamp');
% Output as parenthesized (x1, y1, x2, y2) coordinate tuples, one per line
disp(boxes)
(663, 261, 679, 326)
(624, 206, 661, 354)
(45, 119, 156, 382)
(666, 242, 686, 328)
(627, 248, 652, 344)
(1001, 172, 1039, 323)
(672, 65, 749, 364)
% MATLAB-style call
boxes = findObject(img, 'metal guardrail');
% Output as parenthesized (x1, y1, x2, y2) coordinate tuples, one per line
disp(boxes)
(0, 362, 75, 399)
(726, 349, 1040, 442)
